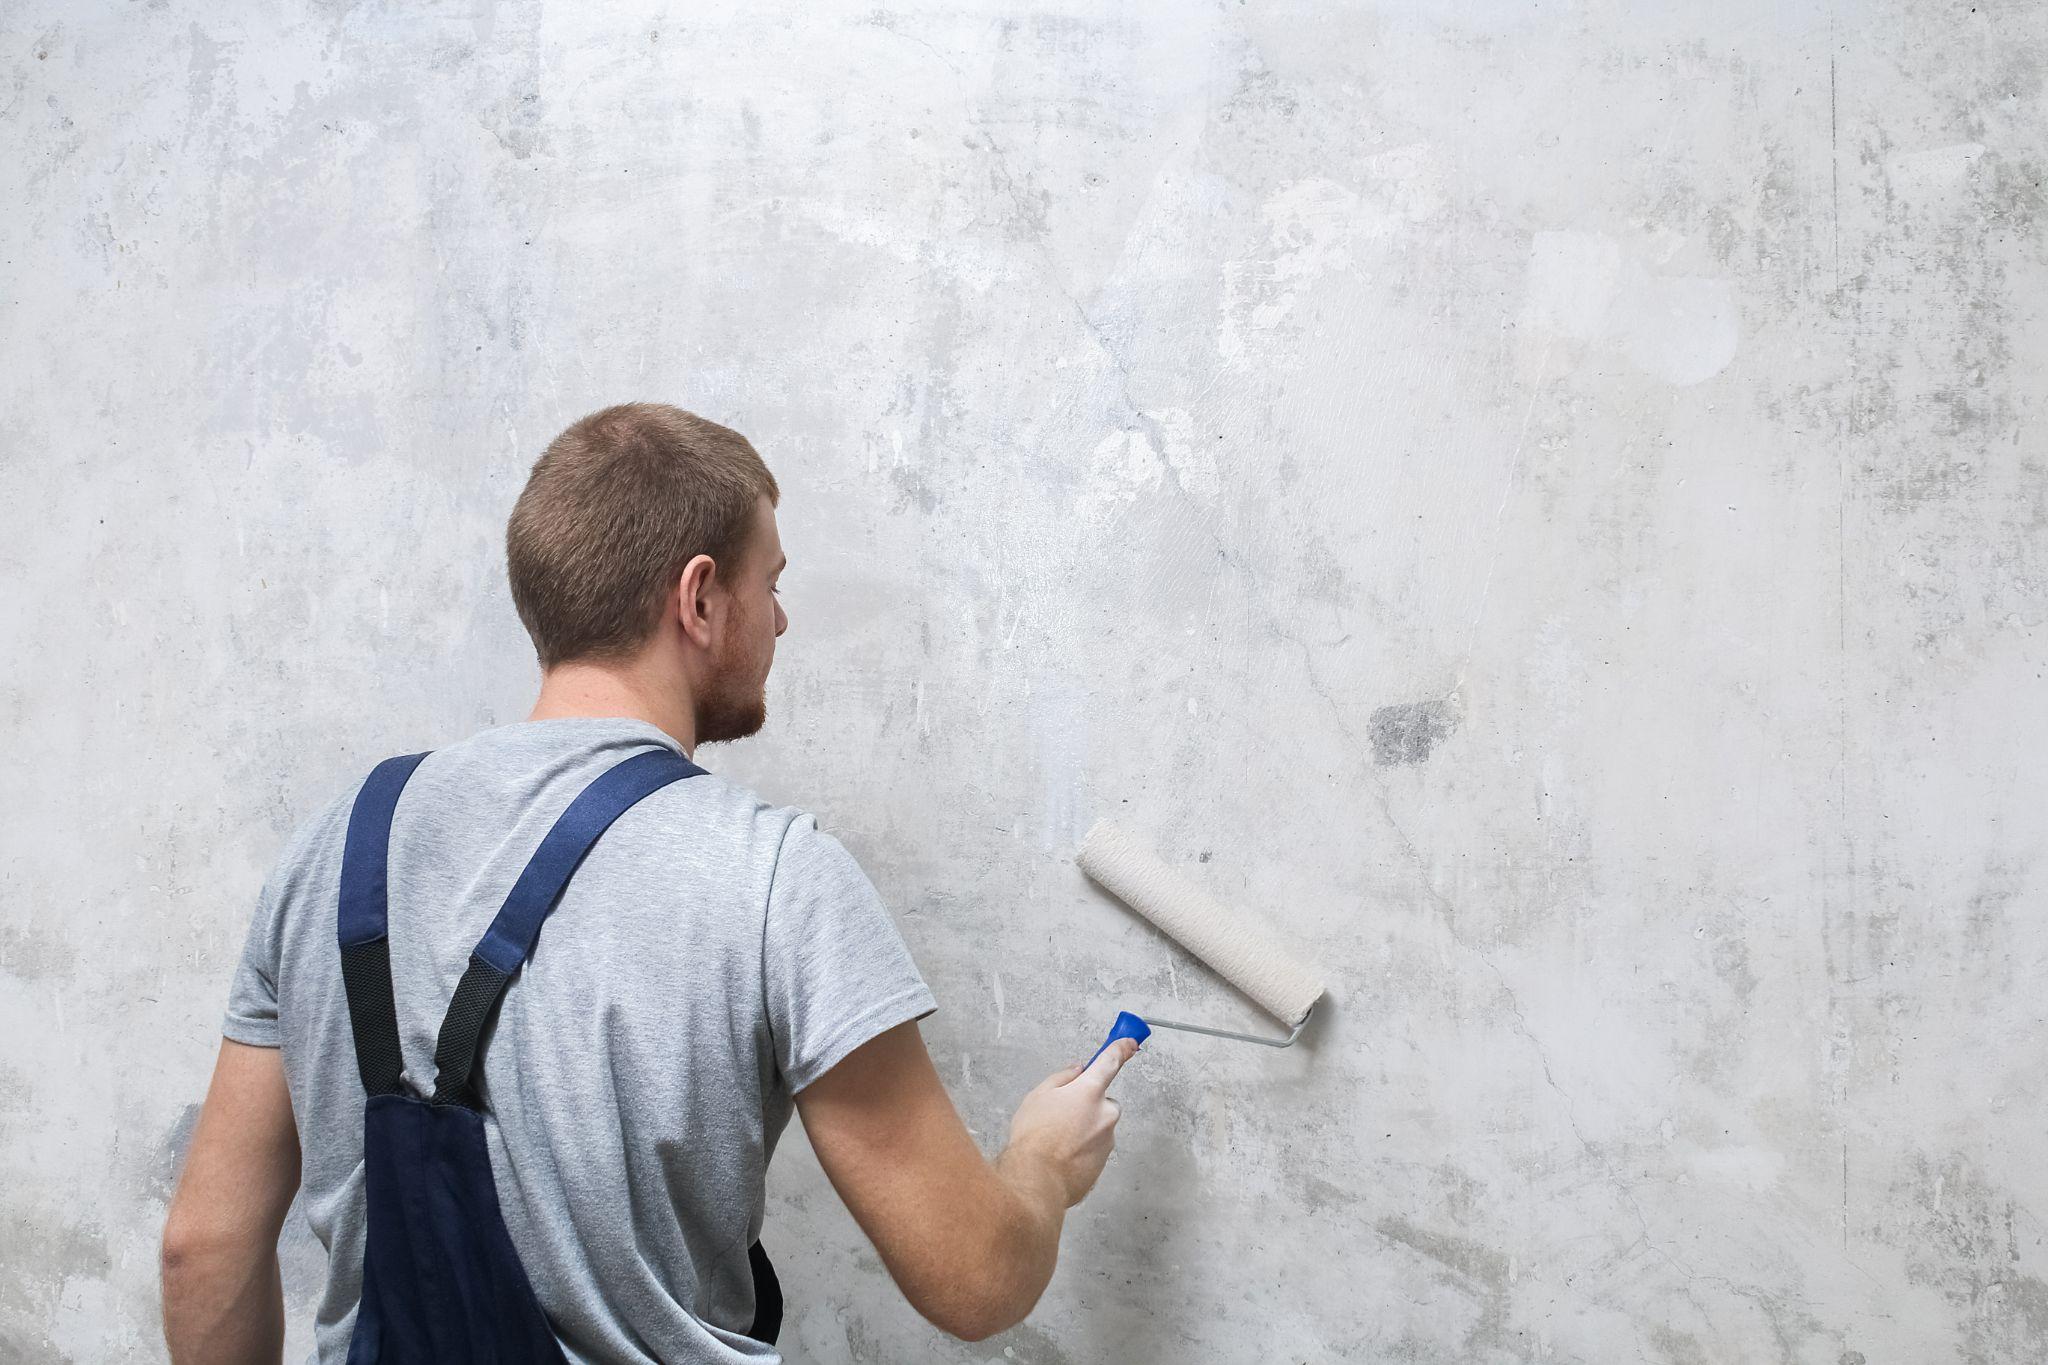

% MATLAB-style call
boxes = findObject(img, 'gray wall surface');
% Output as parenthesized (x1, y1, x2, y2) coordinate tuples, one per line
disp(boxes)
(3, 0, 2044, 1360)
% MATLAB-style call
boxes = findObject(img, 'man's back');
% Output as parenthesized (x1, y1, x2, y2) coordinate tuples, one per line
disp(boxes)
(225, 715, 935, 1363)
(164, 404, 1133, 1364)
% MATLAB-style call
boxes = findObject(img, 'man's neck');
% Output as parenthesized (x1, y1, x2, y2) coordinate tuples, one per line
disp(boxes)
(526, 660, 697, 756)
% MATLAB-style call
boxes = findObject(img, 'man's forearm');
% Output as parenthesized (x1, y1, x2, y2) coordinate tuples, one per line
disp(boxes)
(161, 1236, 286, 1365)
(980, 1144, 1069, 1334)
(161, 1040, 300, 1364)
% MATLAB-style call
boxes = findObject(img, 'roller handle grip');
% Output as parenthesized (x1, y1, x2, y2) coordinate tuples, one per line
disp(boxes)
(1086, 1010, 1151, 1069)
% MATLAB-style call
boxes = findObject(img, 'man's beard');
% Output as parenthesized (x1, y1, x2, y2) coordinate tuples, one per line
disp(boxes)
(696, 645, 768, 745)
(697, 682, 766, 745)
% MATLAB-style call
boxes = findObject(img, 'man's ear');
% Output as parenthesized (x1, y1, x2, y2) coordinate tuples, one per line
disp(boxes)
(675, 552, 720, 648)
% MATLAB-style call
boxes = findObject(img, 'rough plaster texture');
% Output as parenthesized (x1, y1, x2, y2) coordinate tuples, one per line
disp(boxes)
(3, 1, 2045, 1361)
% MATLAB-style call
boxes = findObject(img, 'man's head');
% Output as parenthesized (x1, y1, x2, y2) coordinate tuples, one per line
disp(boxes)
(506, 402, 787, 744)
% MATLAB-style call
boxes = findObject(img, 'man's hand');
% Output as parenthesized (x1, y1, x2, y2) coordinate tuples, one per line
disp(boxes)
(998, 1041, 1135, 1209)
(795, 1024, 1138, 1342)
(161, 1039, 301, 1365)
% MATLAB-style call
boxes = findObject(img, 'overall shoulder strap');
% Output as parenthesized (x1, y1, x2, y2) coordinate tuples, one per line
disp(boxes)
(337, 751, 434, 1097)
(430, 747, 705, 1107)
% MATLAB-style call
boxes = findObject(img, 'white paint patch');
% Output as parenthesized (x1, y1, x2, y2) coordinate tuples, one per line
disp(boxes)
(1151, 404, 1220, 506)
(1220, 178, 1369, 370)
(1522, 230, 1739, 386)
(863, 426, 907, 476)
(1079, 406, 1216, 522)
(789, 195, 1013, 296)
(1884, 141, 1986, 198)
(1081, 425, 1166, 520)
(1219, 150, 1443, 369)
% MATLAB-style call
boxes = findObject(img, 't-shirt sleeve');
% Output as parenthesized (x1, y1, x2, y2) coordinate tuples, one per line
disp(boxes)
(761, 813, 937, 1094)
(222, 865, 285, 1048)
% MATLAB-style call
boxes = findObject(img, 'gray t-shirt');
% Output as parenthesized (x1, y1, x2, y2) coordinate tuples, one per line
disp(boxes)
(224, 716, 937, 1364)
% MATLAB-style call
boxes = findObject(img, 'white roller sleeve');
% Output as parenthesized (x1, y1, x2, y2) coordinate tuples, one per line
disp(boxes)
(1077, 819, 1325, 1027)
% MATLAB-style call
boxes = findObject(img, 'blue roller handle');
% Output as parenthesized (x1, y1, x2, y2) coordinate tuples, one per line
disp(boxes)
(1086, 1011, 1151, 1068)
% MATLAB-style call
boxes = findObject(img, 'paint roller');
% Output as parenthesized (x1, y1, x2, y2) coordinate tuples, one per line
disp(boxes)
(1077, 819, 1325, 1063)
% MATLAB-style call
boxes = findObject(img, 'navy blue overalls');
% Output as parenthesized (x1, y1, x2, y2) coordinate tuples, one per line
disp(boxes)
(336, 747, 782, 1362)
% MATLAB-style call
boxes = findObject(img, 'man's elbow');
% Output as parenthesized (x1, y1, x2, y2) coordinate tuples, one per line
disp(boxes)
(159, 1206, 240, 1291)
(916, 1209, 1056, 1341)
(941, 1315, 1007, 1344)
(924, 1293, 1032, 1344)
(159, 1210, 209, 1293)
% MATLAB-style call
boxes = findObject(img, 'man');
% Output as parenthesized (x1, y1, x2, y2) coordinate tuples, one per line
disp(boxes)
(160, 402, 1138, 1363)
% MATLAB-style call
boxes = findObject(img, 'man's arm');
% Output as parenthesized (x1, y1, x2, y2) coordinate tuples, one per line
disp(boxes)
(161, 1039, 301, 1365)
(794, 1020, 1135, 1341)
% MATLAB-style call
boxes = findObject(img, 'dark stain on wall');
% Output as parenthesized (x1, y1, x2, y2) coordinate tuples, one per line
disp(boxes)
(153, 1101, 203, 1199)
(1369, 698, 1459, 766)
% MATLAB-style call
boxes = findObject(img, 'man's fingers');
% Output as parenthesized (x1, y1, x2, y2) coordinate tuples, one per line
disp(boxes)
(1072, 1036, 1139, 1091)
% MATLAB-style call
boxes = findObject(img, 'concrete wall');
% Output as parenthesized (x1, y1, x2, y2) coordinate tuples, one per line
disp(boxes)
(4, 0, 2044, 1360)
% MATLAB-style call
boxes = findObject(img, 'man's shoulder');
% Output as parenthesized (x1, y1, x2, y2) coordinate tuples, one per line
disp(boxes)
(639, 767, 818, 859)
(269, 780, 358, 887)
(635, 770, 878, 890)
(266, 748, 440, 893)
